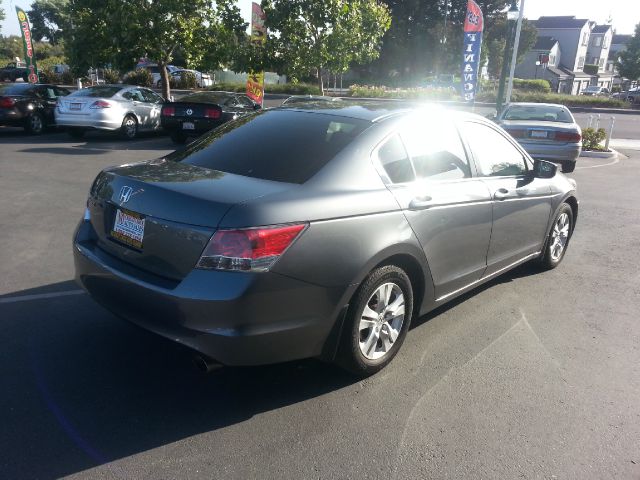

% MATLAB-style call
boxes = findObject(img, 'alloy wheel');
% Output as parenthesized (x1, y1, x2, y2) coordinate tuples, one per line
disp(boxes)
(358, 282, 405, 360)
(123, 117, 137, 139)
(550, 212, 570, 261)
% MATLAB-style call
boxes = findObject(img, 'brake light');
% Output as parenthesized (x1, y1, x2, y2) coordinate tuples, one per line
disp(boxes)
(555, 131, 582, 142)
(196, 224, 307, 272)
(0, 97, 16, 108)
(162, 106, 176, 116)
(204, 107, 221, 119)
(90, 100, 111, 109)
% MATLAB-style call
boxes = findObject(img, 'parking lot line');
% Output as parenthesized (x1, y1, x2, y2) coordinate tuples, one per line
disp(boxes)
(0, 290, 85, 304)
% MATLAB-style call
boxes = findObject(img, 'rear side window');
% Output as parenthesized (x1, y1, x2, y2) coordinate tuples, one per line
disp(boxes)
(376, 135, 415, 183)
(169, 110, 368, 184)
(400, 119, 470, 180)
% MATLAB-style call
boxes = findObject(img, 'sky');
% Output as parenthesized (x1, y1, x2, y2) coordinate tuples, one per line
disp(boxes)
(1, 0, 638, 38)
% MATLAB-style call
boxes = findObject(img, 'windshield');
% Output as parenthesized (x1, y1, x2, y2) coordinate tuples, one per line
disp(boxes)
(167, 109, 368, 184)
(584, 87, 599, 92)
(69, 86, 122, 98)
(503, 105, 574, 123)
(0, 84, 33, 95)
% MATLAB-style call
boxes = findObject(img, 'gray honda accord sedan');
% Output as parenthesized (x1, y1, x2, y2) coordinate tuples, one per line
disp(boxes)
(74, 102, 578, 375)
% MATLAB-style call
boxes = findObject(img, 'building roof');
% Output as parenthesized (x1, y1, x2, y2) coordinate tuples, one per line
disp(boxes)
(534, 16, 590, 29)
(612, 34, 632, 45)
(533, 36, 559, 50)
(545, 65, 571, 78)
(591, 24, 612, 34)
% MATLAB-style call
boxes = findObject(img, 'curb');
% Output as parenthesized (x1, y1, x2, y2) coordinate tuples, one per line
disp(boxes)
(579, 149, 618, 159)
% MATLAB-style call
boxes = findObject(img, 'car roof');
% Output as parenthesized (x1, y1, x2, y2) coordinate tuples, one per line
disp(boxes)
(505, 102, 571, 108)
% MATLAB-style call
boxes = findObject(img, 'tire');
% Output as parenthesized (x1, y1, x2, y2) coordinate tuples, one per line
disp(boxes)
(336, 265, 414, 376)
(561, 161, 576, 173)
(170, 131, 188, 144)
(25, 112, 44, 135)
(539, 203, 573, 270)
(68, 128, 85, 139)
(120, 115, 138, 140)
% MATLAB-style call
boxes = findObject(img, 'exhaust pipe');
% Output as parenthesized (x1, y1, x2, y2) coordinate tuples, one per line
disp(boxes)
(193, 354, 223, 373)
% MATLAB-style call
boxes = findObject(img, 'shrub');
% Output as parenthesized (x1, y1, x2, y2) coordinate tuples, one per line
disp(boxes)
(512, 79, 551, 93)
(102, 68, 121, 84)
(37, 56, 66, 71)
(476, 90, 627, 108)
(582, 127, 607, 150)
(60, 70, 75, 85)
(207, 82, 320, 95)
(348, 84, 457, 100)
(38, 67, 60, 84)
(170, 70, 197, 89)
(122, 68, 153, 87)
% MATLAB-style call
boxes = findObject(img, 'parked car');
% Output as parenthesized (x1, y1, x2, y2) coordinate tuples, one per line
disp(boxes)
(161, 91, 260, 143)
(0, 61, 30, 82)
(580, 86, 610, 96)
(495, 103, 582, 173)
(611, 87, 640, 103)
(0, 83, 70, 134)
(55, 85, 165, 139)
(74, 102, 578, 375)
(167, 69, 213, 88)
(138, 64, 179, 86)
(281, 95, 342, 106)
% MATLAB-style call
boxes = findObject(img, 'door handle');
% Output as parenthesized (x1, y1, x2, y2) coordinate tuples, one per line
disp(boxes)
(408, 195, 433, 210)
(493, 188, 509, 200)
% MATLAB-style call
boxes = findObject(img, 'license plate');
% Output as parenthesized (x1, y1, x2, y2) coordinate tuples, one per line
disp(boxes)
(182, 122, 195, 130)
(111, 208, 145, 249)
(530, 130, 548, 138)
(70, 103, 82, 111)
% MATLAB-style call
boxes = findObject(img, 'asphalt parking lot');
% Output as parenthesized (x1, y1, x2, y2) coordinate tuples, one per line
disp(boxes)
(1, 123, 639, 479)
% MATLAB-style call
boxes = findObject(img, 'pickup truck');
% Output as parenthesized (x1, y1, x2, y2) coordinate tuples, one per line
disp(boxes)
(0, 62, 30, 82)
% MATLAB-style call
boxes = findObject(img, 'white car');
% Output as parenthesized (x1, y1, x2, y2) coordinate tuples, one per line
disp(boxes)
(167, 69, 213, 88)
(137, 64, 179, 86)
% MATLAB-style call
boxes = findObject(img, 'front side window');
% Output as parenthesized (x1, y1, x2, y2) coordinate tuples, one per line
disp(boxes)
(376, 134, 415, 184)
(461, 122, 527, 177)
(399, 119, 470, 180)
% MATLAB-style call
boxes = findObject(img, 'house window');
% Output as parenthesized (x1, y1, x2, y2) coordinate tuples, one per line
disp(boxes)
(549, 55, 556, 65)
(582, 32, 589, 46)
(599, 58, 605, 68)
(603, 37, 608, 48)
(578, 56, 585, 69)
(593, 36, 602, 47)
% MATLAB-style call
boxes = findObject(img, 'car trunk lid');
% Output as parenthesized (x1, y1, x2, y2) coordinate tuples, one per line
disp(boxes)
(500, 120, 581, 144)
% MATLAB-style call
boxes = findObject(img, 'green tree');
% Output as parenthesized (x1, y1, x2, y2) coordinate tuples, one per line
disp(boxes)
(65, 0, 245, 98)
(0, 7, 5, 36)
(484, 17, 537, 79)
(617, 23, 640, 81)
(263, 0, 391, 94)
(28, 0, 70, 45)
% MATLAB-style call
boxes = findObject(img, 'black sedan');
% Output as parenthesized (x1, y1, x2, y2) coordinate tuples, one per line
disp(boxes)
(0, 83, 70, 134)
(161, 91, 261, 143)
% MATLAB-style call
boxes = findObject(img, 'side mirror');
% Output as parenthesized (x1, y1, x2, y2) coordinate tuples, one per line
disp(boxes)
(533, 158, 557, 178)
(253, 103, 262, 110)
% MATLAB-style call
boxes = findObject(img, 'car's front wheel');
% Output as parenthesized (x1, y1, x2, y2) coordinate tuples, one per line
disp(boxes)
(539, 203, 573, 269)
(337, 265, 413, 376)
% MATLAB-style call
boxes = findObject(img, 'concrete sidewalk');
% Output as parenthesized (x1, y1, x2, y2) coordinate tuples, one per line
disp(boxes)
(610, 138, 640, 151)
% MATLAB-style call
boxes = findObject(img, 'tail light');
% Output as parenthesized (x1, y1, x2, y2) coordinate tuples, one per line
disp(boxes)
(555, 131, 582, 143)
(90, 100, 111, 109)
(196, 223, 307, 272)
(0, 97, 16, 108)
(505, 128, 526, 138)
(162, 106, 176, 116)
(204, 107, 221, 119)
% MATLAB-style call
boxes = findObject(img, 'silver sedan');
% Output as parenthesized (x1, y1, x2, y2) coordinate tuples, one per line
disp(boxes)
(496, 103, 582, 173)
(55, 85, 165, 139)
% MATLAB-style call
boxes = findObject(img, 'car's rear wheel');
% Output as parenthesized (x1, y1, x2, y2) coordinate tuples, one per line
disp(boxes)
(337, 265, 413, 376)
(561, 161, 576, 173)
(25, 112, 44, 134)
(539, 203, 573, 270)
(120, 115, 138, 140)
(68, 127, 85, 139)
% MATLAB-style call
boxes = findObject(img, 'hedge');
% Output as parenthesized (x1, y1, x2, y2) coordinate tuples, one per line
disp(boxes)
(348, 84, 458, 100)
(208, 82, 320, 95)
(512, 78, 551, 93)
(476, 90, 628, 108)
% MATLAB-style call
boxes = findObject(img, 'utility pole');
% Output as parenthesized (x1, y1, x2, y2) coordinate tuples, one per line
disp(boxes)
(506, 0, 526, 105)
(496, 1, 520, 115)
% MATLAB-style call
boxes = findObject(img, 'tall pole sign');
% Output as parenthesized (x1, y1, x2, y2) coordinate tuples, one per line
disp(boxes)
(15, 7, 39, 83)
(246, 2, 266, 106)
(461, 0, 484, 104)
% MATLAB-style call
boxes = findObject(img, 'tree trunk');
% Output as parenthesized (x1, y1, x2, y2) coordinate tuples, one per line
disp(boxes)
(317, 67, 324, 96)
(159, 61, 171, 100)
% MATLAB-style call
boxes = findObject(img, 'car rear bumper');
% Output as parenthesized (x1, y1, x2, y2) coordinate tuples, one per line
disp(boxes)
(73, 220, 346, 365)
(55, 112, 122, 131)
(161, 117, 224, 136)
(519, 142, 581, 163)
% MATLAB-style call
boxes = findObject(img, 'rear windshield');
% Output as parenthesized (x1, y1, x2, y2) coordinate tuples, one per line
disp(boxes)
(503, 105, 573, 123)
(168, 110, 368, 184)
(0, 84, 33, 95)
(180, 92, 231, 104)
(69, 86, 122, 98)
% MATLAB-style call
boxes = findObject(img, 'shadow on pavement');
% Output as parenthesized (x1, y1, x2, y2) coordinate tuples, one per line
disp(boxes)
(0, 281, 353, 479)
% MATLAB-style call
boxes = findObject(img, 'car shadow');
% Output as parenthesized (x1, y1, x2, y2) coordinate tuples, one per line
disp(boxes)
(0, 281, 354, 479)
